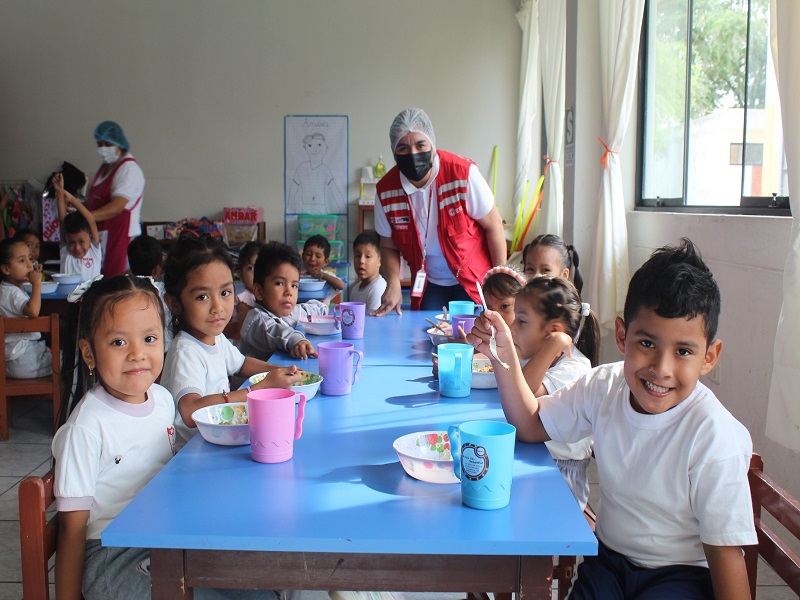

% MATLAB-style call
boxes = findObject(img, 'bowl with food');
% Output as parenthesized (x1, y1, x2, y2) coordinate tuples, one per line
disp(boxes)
(393, 431, 459, 484)
(50, 273, 82, 285)
(300, 315, 340, 336)
(471, 354, 497, 389)
(23, 281, 59, 294)
(426, 321, 453, 347)
(298, 278, 326, 292)
(245, 370, 324, 401)
(191, 402, 250, 446)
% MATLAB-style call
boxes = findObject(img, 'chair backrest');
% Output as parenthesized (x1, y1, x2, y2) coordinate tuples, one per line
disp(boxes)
(19, 468, 58, 600)
(745, 453, 800, 599)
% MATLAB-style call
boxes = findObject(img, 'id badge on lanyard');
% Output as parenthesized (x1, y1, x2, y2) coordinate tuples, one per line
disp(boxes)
(410, 189, 434, 299)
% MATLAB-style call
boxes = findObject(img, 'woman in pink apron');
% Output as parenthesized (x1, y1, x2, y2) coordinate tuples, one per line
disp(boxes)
(86, 121, 145, 277)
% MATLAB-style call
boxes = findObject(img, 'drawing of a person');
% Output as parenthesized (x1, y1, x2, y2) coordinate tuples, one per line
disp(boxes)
(287, 133, 345, 214)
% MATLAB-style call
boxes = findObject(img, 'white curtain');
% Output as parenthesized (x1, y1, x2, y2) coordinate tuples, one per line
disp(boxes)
(536, 0, 566, 238)
(766, 0, 800, 452)
(586, 0, 645, 332)
(513, 0, 541, 240)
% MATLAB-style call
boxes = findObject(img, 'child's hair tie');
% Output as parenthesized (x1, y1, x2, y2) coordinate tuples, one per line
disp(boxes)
(483, 265, 527, 286)
(574, 302, 591, 344)
(67, 275, 104, 303)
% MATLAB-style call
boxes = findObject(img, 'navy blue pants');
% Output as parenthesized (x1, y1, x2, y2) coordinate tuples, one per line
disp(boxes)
(420, 282, 472, 310)
(569, 541, 714, 600)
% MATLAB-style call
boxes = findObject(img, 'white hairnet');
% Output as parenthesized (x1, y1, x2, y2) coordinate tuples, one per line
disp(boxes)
(389, 108, 436, 153)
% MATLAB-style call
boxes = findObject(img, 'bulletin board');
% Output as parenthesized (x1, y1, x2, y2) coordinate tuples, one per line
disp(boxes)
(284, 115, 349, 265)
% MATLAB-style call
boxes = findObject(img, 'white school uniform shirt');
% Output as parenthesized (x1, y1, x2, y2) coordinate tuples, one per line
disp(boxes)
(348, 276, 387, 313)
(52, 384, 175, 540)
(60, 241, 103, 280)
(538, 361, 757, 568)
(373, 154, 495, 286)
(160, 331, 246, 446)
(0, 281, 39, 358)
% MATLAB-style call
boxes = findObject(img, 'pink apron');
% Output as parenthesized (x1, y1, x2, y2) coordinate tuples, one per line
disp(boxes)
(87, 157, 142, 276)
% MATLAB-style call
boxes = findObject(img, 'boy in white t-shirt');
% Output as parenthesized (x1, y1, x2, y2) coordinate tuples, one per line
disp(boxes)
(470, 238, 756, 600)
(349, 230, 386, 313)
(53, 172, 102, 280)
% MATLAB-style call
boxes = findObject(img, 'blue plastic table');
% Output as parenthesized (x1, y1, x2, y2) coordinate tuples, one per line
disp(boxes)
(103, 327, 597, 599)
(269, 310, 445, 368)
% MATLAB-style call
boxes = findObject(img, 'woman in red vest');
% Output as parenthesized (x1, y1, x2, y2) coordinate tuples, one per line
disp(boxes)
(373, 109, 506, 314)
(86, 121, 145, 277)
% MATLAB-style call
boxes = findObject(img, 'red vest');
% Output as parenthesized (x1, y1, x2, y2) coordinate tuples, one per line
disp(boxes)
(377, 150, 492, 309)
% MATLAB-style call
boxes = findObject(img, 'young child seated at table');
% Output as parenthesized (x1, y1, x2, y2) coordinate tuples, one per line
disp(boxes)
(510, 275, 599, 509)
(481, 265, 526, 323)
(231, 240, 265, 335)
(301, 234, 345, 292)
(13, 228, 41, 265)
(240, 241, 329, 360)
(53, 172, 102, 280)
(470, 238, 756, 599)
(523, 233, 583, 293)
(349, 229, 386, 312)
(0, 238, 51, 378)
(127, 234, 172, 352)
(53, 275, 279, 600)
(160, 235, 301, 447)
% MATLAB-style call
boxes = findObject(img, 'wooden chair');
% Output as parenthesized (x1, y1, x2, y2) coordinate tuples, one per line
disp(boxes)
(19, 468, 58, 600)
(745, 453, 800, 598)
(0, 314, 61, 440)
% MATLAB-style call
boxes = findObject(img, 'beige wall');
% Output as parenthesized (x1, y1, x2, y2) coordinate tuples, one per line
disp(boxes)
(0, 0, 521, 243)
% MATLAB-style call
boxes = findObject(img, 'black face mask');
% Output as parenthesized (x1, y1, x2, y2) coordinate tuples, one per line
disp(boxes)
(395, 151, 433, 182)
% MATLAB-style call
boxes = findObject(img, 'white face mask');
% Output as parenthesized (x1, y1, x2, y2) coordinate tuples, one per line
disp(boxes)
(97, 146, 119, 164)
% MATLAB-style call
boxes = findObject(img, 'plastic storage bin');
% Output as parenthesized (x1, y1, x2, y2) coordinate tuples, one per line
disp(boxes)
(296, 239, 344, 261)
(296, 214, 339, 240)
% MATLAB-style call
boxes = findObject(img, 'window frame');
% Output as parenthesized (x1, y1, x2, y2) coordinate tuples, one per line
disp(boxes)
(635, 0, 791, 216)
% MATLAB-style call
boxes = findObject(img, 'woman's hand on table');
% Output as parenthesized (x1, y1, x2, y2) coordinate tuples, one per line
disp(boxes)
(256, 366, 303, 390)
(373, 279, 402, 316)
(291, 339, 318, 359)
(467, 309, 516, 365)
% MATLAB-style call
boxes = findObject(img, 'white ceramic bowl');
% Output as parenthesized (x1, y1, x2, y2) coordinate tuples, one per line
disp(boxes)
(299, 278, 326, 292)
(246, 370, 323, 401)
(23, 281, 59, 294)
(471, 355, 498, 389)
(300, 315, 340, 336)
(50, 273, 82, 285)
(191, 402, 250, 446)
(393, 431, 459, 484)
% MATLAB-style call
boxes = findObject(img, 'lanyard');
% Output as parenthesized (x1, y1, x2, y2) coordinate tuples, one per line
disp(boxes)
(408, 184, 436, 271)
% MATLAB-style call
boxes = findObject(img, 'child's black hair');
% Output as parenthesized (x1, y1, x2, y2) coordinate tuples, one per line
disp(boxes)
(127, 235, 164, 277)
(302, 235, 331, 259)
(353, 230, 381, 252)
(59, 275, 165, 426)
(13, 228, 41, 243)
(237, 241, 266, 272)
(63, 211, 92, 236)
(624, 238, 720, 346)
(483, 272, 524, 302)
(253, 241, 302, 288)
(0, 238, 27, 280)
(162, 235, 234, 335)
(522, 234, 583, 294)
(516, 276, 600, 366)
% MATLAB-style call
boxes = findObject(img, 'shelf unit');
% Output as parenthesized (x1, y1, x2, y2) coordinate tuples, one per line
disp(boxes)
(355, 203, 410, 288)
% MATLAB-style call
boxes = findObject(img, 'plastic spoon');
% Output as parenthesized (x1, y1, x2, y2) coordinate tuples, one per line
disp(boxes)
(475, 281, 510, 370)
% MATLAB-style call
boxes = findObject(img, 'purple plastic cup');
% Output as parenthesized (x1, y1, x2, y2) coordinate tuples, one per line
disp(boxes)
(318, 341, 364, 396)
(247, 388, 307, 464)
(451, 314, 478, 337)
(336, 302, 366, 339)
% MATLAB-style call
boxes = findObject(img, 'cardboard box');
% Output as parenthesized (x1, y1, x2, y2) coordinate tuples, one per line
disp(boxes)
(224, 206, 263, 224)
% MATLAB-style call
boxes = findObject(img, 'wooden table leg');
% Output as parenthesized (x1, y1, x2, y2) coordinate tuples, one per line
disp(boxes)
(151, 549, 193, 600)
(519, 556, 554, 600)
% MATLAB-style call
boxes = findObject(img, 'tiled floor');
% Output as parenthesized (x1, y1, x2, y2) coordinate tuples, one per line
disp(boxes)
(2, 399, 793, 599)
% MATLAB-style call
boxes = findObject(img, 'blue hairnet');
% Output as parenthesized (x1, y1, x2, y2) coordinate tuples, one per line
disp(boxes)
(93, 121, 130, 151)
(389, 108, 436, 153)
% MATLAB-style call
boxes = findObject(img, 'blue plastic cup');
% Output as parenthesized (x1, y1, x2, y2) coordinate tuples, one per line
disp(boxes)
(437, 343, 474, 397)
(448, 420, 516, 510)
(448, 301, 478, 318)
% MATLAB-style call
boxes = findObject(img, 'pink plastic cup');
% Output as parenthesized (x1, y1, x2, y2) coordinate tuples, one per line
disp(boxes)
(318, 341, 364, 396)
(336, 302, 366, 339)
(247, 388, 307, 464)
